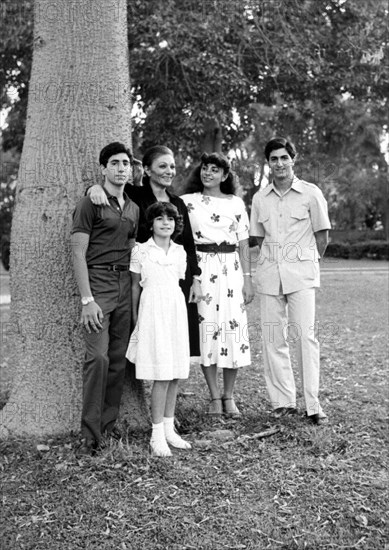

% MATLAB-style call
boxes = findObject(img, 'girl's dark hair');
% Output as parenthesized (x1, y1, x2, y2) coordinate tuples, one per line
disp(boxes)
(183, 152, 237, 195)
(142, 146, 175, 188)
(264, 137, 297, 161)
(145, 202, 184, 239)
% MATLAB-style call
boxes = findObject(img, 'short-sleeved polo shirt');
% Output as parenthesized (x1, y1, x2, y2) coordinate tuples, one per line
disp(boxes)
(249, 178, 331, 295)
(72, 188, 139, 266)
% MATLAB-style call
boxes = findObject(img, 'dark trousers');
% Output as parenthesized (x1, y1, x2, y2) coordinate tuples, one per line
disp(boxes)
(81, 270, 132, 444)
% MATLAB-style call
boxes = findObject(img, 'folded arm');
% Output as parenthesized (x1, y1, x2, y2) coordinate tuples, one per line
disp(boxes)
(86, 184, 110, 206)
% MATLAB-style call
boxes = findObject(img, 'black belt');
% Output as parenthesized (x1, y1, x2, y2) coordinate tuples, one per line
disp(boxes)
(88, 264, 130, 271)
(196, 243, 237, 254)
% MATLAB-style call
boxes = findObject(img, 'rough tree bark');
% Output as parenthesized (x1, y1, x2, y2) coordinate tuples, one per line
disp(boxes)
(1, 0, 148, 437)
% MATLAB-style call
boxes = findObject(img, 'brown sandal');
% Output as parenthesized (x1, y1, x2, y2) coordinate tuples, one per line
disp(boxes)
(222, 397, 241, 418)
(206, 398, 223, 416)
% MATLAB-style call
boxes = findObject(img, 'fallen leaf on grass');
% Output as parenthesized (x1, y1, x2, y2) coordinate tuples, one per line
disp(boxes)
(239, 427, 281, 441)
(54, 462, 68, 471)
(203, 429, 234, 440)
(355, 514, 368, 527)
(195, 440, 213, 449)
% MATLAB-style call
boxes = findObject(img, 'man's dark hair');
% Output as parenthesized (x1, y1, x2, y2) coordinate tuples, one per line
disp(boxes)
(99, 142, 133, 167)
(264, 137, 297, 161)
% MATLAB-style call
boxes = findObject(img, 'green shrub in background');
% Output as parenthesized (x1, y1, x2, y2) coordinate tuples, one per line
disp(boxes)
(248, 239, 388, 261)
(326, 242, 350, 258)
(349, 241, 389, 260)
(330, 229, 386, 243)
(326, 240, 389, 260)
(1, 236, 10, 270)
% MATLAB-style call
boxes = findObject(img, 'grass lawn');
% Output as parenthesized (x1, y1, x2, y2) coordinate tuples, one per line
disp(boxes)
(1, 271, 388, 549)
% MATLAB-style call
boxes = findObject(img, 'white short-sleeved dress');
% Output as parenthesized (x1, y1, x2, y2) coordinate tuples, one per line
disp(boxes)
(126, 238, 190, 381)
(181, 192, 251, 369)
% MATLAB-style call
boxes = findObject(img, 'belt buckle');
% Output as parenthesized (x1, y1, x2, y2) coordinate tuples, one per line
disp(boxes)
(112, 265, 119, 271)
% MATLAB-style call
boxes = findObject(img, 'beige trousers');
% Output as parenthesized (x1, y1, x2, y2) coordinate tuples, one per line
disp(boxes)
(259, 288, 325, 417)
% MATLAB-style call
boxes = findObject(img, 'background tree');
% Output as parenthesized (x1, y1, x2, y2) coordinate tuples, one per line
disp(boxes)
(0, 1, 33, 153)
(1, 1, 388, 235)
(1, 0, 148, 436)
(233, 0, 388, 233)
(0, 146, 19, 270)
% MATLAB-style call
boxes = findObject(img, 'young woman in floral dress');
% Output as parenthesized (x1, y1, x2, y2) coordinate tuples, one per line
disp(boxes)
(181, 153, 254, 418)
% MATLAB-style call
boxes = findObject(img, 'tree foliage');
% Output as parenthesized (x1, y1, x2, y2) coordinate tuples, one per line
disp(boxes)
(1, 0, 388, 231)
(128, 0, 388, 162)
(0, 2, 33, 152)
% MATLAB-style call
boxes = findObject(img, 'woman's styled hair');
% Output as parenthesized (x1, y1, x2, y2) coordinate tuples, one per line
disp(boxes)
(264, 137, 297, 161)
(141, 145, 175, 188)
(145, 202, 184, 239)
(132, 158, 144, 186)
(183, 152, 237, 195)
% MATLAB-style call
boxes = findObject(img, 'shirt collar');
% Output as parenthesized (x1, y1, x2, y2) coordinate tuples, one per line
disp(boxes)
(264, 176, 303, 196)
(146, 237, 179, 253)
(102, 186, 129, 202)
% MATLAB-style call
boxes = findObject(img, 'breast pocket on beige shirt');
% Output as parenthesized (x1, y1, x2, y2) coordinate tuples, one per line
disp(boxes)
(290, 207, 309, 223)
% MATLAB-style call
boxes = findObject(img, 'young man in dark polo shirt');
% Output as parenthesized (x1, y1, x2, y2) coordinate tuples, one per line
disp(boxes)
(71, 142, 139, 455)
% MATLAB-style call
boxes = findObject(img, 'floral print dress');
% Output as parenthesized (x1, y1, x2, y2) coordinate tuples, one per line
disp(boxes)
(181, 192, 251, 368)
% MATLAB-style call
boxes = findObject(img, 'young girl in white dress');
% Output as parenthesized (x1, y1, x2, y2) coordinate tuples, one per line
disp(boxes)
(126, 202, 191, 457)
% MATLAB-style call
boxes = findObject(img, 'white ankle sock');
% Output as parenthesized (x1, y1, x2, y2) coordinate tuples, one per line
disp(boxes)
(150, 422, 171, 457)
(163, 417, 192, 450)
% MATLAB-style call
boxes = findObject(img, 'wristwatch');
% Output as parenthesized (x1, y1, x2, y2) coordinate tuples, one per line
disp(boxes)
(81, 296, 95, 306)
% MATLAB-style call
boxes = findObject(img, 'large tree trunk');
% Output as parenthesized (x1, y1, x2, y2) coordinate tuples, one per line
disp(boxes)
(1, 0, 148, 437)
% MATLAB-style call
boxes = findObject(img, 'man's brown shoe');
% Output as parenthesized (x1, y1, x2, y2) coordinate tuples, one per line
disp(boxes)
(273, 407, 298, 418)
(306, 413, 328, 426)
(76, 439, 96, 457)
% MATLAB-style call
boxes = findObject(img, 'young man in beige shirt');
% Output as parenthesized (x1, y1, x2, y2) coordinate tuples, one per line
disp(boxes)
(250, 137, 331, 425)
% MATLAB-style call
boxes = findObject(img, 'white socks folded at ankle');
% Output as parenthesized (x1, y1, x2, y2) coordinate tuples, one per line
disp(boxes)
(150, 422, 171, 457)
(150, 418, 192, 457)
(163, 417, 192, 450)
